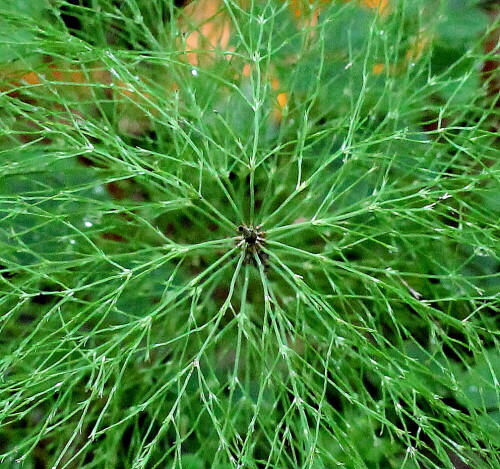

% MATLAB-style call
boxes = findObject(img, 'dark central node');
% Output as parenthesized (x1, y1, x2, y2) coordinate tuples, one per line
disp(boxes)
(238, 225, 258, 244)
(236, 224, 268, 268)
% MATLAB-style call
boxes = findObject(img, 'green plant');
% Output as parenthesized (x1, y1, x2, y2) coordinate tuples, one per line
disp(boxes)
(1, 0, 499, 468)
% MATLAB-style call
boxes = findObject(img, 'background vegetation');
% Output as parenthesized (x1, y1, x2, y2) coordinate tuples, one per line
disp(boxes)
(0, 0, 499, 467)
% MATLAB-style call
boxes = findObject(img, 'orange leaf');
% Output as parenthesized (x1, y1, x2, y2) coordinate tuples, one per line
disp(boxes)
(178, 0, 232, 66)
